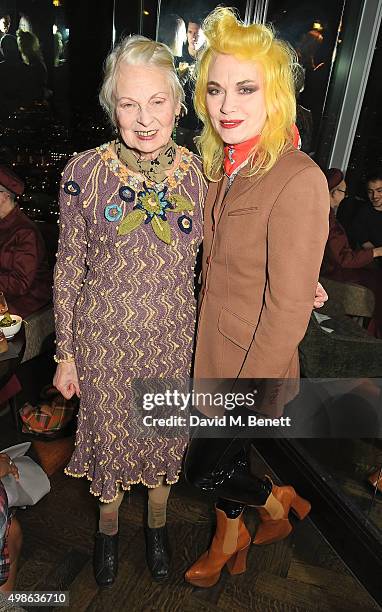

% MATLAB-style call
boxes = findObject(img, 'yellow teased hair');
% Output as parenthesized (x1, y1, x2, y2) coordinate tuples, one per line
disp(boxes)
(194, 7, 297, 181)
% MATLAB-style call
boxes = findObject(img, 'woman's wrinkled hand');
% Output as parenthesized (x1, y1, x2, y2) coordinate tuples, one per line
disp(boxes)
(53, 362, 80, 399)
(314, 282, 328, 309)
(0, 453, 19, 480)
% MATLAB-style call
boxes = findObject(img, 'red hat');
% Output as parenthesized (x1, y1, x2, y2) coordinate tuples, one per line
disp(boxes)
(0, 164, 24, 196)
(324, 168, 343, 192)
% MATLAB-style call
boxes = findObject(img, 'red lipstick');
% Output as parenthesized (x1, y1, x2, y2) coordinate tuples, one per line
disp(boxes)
(220, 120, 243, 129)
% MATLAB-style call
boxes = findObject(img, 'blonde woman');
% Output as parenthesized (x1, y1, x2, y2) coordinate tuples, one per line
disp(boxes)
(184, 8, 329, 587)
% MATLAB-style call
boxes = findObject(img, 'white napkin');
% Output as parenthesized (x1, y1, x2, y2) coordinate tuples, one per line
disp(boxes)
(1, 442, 50, 507)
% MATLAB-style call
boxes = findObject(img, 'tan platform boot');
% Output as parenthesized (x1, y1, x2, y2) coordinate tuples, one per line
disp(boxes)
(185, 507, 251, 588)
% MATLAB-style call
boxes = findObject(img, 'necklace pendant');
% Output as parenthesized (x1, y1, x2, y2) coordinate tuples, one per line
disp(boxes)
(228, 146, 235, 165)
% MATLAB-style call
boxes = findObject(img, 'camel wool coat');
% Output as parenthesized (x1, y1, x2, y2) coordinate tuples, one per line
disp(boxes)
(194, 147, 329, 400)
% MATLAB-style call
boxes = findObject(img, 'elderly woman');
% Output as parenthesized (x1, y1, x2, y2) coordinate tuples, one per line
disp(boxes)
(53, 36, 206, 586)
(184, 8, 329, 587)
(0, 164, 52, 319)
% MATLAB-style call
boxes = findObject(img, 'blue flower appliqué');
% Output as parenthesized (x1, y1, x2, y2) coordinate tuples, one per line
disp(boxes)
(119, 185, 135, 203)
(63, 180, 81, 196)
(178, 215, 192, 234)
(135, 184, 173, 225)
(104, 204, 123, 222)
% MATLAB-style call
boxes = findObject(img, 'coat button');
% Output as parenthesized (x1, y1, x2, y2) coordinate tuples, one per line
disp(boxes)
(212, 225, 215, 232)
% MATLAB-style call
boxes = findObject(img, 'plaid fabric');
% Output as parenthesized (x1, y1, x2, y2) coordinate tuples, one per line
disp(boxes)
(0, 482, 11, 586)
(20, 385, 78, 435)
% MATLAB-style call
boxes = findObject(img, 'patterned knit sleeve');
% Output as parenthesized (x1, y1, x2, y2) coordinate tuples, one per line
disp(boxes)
(53, 156, 88, 361)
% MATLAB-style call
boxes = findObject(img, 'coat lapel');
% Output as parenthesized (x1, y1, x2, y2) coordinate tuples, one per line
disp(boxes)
(212, 176, 229, 226)
(204, 179, 219, 221)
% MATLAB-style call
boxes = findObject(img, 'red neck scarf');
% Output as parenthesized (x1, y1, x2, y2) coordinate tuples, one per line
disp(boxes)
(223, 125, 301, 177)
(223, 134, 260, 177)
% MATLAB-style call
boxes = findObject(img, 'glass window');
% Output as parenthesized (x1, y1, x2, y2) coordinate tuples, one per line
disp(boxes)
(156, 1, 248, 150)
(346, 24, 382, 197)
(299, 435, 382, 534)
(265, 0, 346, 155)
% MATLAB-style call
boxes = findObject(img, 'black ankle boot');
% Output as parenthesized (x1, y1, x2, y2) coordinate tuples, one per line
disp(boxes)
(94, 532, 118, 587)
(145, 526, 171, 582)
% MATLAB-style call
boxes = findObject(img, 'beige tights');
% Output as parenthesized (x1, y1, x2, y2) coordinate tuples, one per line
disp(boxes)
(98, 479, 170, 534)
(99, 489, 125, 536)
(147, 478, 171, 529)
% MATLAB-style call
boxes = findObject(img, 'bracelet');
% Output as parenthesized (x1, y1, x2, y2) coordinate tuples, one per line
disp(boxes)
(54, 355, 75, 364)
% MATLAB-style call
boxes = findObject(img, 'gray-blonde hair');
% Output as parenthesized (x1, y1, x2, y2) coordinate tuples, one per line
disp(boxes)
(99, 35, 185, 127)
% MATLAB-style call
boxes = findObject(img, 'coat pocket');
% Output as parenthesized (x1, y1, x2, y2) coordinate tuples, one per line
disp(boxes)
(227, 206, 259, 217)
(217, 307, 256, 350)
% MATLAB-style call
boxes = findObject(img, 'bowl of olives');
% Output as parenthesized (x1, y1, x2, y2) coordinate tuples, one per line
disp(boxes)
(0, 313, 22, 338)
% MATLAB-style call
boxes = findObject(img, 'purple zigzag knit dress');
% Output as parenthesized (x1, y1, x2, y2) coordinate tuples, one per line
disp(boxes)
(54, 142, 207, 502)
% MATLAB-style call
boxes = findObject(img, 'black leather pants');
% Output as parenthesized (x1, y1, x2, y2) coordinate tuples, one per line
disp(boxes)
(184, 436, 272, 518)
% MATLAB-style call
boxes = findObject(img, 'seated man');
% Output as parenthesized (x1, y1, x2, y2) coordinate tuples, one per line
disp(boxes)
(352, 167, 382, 248)
(0, 165, 52, 319)
(0, 454, 22, 593)
(322, 168, 382, 338)
(336, 195, 367, 248)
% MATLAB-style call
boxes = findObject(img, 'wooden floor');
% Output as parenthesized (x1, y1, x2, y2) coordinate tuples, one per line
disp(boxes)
(3, 465, 377, 609)
(0, 411, 380, 612)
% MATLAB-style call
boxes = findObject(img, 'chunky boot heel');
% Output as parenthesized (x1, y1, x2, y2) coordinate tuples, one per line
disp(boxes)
(290, 493, 311, 520)
(226, 544, 250, 575)
(185, 507, 251, 588)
